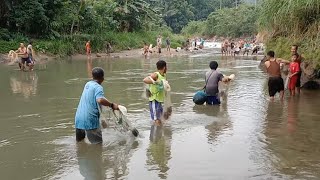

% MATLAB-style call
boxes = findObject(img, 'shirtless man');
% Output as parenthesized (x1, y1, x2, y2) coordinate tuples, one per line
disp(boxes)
(85, 40, 91, 57)
(291, 45, 303, 94)
(265, 51, 290, 101)
(16, 43, 33, 71)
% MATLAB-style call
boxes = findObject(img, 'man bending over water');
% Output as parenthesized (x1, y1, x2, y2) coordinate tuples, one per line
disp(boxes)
(265, 51, 290, 101)
(75, 67, 120, 144)
(16, 43, 33, 71)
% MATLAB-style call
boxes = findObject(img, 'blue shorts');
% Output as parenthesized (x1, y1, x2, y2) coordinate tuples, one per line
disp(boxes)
(206, 96, 220, 105)
(149, 101, 163, 121)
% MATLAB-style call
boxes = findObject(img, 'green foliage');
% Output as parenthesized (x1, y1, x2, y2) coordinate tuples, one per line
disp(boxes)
(0, 30, 184, 55)
(181, 21, 206, 36)
(205, 5, 258, 38)
(259, 0, 320, 63)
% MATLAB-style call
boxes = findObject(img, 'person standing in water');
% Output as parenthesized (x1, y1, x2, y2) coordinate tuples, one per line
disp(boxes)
(85, 40, 91, 57)
(143, 42, 149, 59)
(264, 51, 290, 101)
(291, 45, 303, 94)
(27, 41, 35, 70)
(16, 43, 33, 71)
(166, 37, 171, 54)
(205, 61, 230, 105)
(75, 67, 120, 144)
(157, 35, 162, 55)
(143, 60, 167, 125)
(288, 54, 301, 96)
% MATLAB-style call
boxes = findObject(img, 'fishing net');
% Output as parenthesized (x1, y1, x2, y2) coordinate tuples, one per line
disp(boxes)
(99, 106, 138, 137)
(8, 50, 19, 64)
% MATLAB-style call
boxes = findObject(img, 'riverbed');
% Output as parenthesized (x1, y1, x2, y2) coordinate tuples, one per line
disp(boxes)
(0, 55, 319, 180)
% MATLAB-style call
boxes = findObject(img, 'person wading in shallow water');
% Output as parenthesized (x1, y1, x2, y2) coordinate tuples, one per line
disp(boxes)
(291, 45, 303, 94)
(143, 60, 167, 126)
(205, 61, 230, 105)
(264, 51, 290, 101)
(75, 67, 120, 144)
(85, 40, 91, 57)
(16, 43, 33, 71)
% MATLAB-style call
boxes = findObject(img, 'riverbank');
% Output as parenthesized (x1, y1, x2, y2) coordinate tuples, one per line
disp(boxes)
(1, 45, 267, 64)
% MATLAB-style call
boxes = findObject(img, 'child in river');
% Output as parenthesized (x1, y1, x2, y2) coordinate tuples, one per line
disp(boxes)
(288, 54, 300, 96)
(143, 60, 167, 125)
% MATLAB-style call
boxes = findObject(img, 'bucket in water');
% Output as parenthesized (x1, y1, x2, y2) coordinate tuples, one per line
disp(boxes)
(193, 91, 207, 105)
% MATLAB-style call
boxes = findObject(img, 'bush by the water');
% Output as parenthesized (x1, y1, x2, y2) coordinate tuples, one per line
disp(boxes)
(259, 0, 320, 64)
(0, 30, 185, 56)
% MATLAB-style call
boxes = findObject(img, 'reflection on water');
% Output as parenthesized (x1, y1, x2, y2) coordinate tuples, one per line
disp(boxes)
(10, 72, 38, 99)
(0, 56, 320, 179)
(77, 144, 105, 180)
(147, 125, 172, 179)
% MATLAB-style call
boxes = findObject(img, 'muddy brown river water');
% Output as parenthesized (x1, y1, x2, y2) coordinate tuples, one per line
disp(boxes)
(0, 55, 320, 180)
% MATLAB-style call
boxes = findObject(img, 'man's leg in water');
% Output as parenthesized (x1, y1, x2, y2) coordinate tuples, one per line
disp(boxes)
(279, 90, 284, 100)
(149, 101, 163, 125)
(76, 129, 86, 142)
(86, 129, 102, 144)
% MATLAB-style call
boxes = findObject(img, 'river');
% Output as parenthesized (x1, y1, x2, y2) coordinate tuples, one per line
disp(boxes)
(0, 55, 320, 180)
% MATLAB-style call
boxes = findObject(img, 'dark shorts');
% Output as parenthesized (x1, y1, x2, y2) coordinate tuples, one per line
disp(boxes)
(21, 57, 32, 65)
(268, 77, 284, 97)
(76, 128, 102, 144)
(296, 72, 301, 87)
(206, 96, 221, 105)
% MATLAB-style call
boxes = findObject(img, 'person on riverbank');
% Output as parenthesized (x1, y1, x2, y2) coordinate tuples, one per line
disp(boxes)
(288, 54, 301, 96)
(157, 35, 162, 54)
(205, 61, 230, 105)
(85, 41, 91, 57)
(291, 45, 303, 94)
(166, 37, 171, 54)
(265, 51, 290, 101)
(75, 67, 120, 144)
(16, 43, 33, 71)
(143, 60, 167, 125)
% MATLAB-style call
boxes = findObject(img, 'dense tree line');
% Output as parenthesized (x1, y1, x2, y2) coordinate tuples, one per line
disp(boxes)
(182, 4, 258, 38)
(0, 0, 244, 39)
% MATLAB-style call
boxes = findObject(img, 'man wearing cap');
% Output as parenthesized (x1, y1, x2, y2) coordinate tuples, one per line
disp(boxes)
(75, 67, 120, 144)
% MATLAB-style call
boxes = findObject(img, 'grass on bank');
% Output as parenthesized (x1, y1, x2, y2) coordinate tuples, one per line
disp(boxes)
(0, 30, 185, 56)
(265, 36, 320, 69)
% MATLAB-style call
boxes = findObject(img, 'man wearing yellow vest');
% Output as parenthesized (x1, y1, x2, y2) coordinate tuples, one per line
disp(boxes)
(143, 60, 167, 125)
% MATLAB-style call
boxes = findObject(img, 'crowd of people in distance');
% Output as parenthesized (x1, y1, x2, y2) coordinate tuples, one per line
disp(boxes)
(221, 39, 261, 56)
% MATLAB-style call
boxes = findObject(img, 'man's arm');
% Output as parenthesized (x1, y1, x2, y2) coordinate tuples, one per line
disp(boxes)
(143, 73, 158, 84)
(277, 58, 290, 64)
(97, 98, 119, 110)
(264, 61, 270, 68)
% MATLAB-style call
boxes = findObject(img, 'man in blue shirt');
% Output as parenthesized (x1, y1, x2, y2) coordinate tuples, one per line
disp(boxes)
(75, 67, 119, 144)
